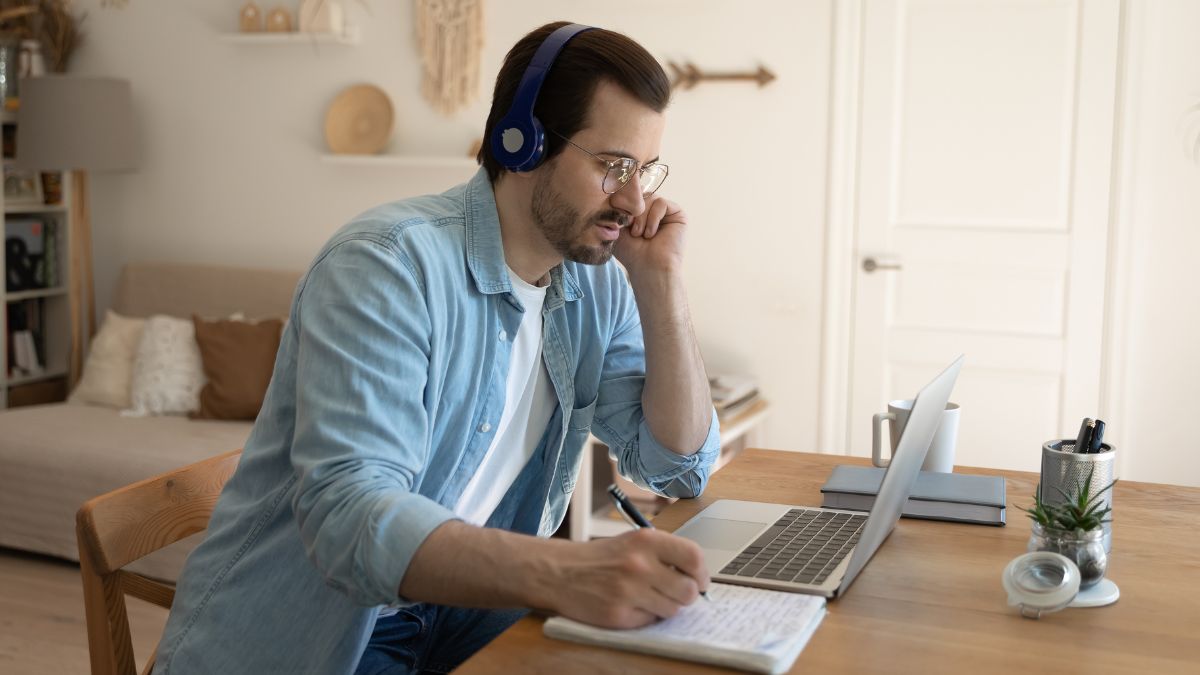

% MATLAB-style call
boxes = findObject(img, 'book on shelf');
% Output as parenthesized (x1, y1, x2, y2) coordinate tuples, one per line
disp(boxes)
(545, 583, 826, 674)
(42, 220, 58, 287)
(819, 465, 1006, 526)
(709, 373, 760, 421)
(5, 216, 56, 291)
(6, 298, 45, 377)
(11, 330, 43, 376)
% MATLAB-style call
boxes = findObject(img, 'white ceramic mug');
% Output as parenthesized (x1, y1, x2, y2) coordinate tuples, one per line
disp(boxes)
(871, 399, 960, 472)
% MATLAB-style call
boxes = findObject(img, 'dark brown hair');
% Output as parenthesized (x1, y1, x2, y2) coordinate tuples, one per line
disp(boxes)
(478, 21, 671, 182)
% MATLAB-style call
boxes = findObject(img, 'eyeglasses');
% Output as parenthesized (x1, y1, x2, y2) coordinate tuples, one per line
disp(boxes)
(549, 130, 669, 196)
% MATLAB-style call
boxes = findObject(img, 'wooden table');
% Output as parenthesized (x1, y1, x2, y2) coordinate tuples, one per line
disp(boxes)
(458, 449, 1200, 674)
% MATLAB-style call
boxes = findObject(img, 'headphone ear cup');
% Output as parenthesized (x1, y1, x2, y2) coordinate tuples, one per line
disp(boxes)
(513, 116, 546, 172)
(492, 115, 535, 172)
(492, 115, 547, 172)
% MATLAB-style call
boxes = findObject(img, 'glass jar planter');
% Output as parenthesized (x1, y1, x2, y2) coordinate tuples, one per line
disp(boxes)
(1027, 523, 1107, 589)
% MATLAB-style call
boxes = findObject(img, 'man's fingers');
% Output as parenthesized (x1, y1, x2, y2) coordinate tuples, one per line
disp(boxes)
(641, 198, 669, 238)
(621, 606, 660, 628)
(622, 529, 709, 596)
(651, 532, 710, 594)
(648, 562, 702, 607)
(637, 578, 692, 620)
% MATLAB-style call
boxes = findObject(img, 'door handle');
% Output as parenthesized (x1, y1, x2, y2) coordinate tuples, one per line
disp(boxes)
(862, 257, 902, 273)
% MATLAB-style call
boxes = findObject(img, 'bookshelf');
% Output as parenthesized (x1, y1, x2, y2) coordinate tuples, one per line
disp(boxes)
(2, 138, 72, 408)
(566, 398, 770, 541)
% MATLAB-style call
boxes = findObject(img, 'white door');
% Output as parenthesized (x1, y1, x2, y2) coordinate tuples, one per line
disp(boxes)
(847, 0, 1121, 473)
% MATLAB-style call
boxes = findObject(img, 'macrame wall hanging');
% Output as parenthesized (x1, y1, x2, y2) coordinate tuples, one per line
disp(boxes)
(415, 0, 484, 116)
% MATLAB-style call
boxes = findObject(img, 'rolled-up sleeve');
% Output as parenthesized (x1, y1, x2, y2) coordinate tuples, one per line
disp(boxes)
(590, 275, 720, 499)
(290, 236, 453, 607)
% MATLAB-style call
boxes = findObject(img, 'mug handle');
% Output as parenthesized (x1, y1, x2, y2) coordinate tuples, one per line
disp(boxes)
(872, 412, 896, 468)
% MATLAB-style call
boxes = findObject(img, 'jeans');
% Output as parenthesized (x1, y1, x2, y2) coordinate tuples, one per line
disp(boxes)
(354, 604, 529, 674)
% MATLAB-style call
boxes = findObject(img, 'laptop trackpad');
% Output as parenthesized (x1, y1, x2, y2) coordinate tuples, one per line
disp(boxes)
(676, 518, 769, 551)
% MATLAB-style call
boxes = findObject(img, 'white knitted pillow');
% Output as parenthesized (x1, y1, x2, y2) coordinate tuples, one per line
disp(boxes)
(124, 315, 206, 417)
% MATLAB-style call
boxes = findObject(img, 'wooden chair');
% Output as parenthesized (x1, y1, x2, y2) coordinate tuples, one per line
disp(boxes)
(75, 450, 242, 675)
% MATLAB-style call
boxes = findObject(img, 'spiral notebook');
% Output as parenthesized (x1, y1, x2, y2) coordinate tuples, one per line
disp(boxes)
(543, 583, 826, 674)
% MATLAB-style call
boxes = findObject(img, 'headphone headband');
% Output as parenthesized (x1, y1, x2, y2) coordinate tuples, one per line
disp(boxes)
(492, 23, 595, 172)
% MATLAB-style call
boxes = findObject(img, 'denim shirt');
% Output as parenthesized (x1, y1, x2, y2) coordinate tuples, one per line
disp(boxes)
(153, 169, 721, 674)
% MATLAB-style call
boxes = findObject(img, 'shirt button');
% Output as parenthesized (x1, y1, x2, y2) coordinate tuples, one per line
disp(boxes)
(498, 329, 507, 341)
(478, 422, 492, 433)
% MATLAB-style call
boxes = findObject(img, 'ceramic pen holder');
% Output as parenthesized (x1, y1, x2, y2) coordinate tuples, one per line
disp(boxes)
(1040, 439, 1115, 552)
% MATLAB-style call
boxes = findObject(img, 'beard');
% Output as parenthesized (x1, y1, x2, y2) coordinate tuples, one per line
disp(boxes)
(530, 168, 630, 265)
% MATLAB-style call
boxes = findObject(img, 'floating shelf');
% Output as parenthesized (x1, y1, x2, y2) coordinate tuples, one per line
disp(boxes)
(5, 287, 68, 302)
(7, 366, 68, 387)
(4, 203, 67, 216)
(320, 154, 478, 169)
(219, 28, 360, 45)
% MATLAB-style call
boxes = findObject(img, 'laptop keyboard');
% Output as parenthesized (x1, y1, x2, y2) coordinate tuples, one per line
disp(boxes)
(718, 508, 867, 585)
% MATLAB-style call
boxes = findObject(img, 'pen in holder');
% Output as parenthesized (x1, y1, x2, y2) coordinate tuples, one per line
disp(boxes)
(1039, 439, 1115, 552)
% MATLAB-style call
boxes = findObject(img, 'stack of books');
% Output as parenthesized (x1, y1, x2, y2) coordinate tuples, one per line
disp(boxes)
(5, 300, 44, 378)
(819, 465, 1006, 526)
(709, 373, 760, 421)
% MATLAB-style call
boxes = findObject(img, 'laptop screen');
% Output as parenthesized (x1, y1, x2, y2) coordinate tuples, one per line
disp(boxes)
(837, 355, 964, 593)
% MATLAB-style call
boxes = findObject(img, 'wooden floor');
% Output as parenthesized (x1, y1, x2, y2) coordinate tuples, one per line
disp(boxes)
(0, 547, 167, 674)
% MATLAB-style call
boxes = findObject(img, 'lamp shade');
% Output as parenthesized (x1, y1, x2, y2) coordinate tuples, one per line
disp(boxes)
(14, 76, 139, 172)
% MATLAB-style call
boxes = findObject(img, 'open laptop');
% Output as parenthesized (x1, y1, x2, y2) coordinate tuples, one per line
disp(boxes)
(674, 355, 964, 599)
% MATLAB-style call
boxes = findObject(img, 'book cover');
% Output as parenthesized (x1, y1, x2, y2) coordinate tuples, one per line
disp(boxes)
(820, 465, 1006, 526)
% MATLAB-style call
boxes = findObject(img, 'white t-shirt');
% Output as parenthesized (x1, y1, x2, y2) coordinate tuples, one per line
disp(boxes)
(453, 268, 557, 527)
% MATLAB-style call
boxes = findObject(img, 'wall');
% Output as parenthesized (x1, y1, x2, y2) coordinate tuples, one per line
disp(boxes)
(1108, 0, 1200, 486)
(72, 0, 832, 453)
(65, 1, 1200, 483)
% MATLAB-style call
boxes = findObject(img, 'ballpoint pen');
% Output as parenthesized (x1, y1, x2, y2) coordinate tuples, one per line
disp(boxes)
(1073, 418, 1094, 453)
(1088, 419, 1107, 453)
(607, 484, 711, 602)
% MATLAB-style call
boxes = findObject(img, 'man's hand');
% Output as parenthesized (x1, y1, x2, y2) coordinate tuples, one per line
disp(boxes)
(612, 194, 687, 277)
(537, 528, 710, 629)
(399, 521, 709, 626)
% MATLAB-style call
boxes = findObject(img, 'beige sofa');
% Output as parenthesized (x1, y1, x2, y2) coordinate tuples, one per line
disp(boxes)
(0, 262, 301, 580)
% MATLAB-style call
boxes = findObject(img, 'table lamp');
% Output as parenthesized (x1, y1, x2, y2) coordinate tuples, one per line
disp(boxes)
(14, 76, 139, 386)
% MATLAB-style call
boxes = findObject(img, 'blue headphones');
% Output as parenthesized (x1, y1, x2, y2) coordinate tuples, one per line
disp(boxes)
(491, 23, 595, 172)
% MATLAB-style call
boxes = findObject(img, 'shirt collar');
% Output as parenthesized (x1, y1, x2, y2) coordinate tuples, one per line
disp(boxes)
(464, 168, 583, 304)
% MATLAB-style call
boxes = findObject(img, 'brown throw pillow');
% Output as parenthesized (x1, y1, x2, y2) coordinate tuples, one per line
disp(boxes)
(191, 315, 283, 420)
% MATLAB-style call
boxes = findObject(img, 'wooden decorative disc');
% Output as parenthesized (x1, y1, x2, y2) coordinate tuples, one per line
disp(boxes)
(324, 84, 394, 155)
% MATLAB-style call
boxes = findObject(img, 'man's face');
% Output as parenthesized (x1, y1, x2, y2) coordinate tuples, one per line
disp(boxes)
(530, 80, 666, 265)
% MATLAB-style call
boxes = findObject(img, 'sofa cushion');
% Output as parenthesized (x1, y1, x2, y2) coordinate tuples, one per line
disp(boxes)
(126, 315, 206, 417)
(0, 403, 252, 580)
(68, 310, 145, 409)
(192, 316, 284, 420)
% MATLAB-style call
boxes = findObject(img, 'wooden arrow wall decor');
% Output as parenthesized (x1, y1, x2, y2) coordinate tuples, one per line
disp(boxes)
(667, 61, 777, 91)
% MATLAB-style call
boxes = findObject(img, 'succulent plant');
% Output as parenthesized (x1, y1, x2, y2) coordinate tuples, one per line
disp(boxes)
(1020, 466, 1115, 534)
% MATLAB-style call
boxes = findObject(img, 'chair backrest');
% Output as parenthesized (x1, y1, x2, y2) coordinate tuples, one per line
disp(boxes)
(76, 449, 242, 675)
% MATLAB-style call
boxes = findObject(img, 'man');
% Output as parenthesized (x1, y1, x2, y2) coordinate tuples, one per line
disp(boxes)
(154, 21, 718, 674)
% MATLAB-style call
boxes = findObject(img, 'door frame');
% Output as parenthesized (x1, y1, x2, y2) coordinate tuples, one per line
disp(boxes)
(817, 0, 865, 456)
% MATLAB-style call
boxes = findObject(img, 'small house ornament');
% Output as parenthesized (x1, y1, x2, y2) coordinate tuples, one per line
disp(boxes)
(266, 6, 294, 33)
(239, 2, 263, 32)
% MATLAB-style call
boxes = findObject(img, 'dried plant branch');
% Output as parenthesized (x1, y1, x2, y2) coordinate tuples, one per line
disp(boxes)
(30, 0, 85, 73)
